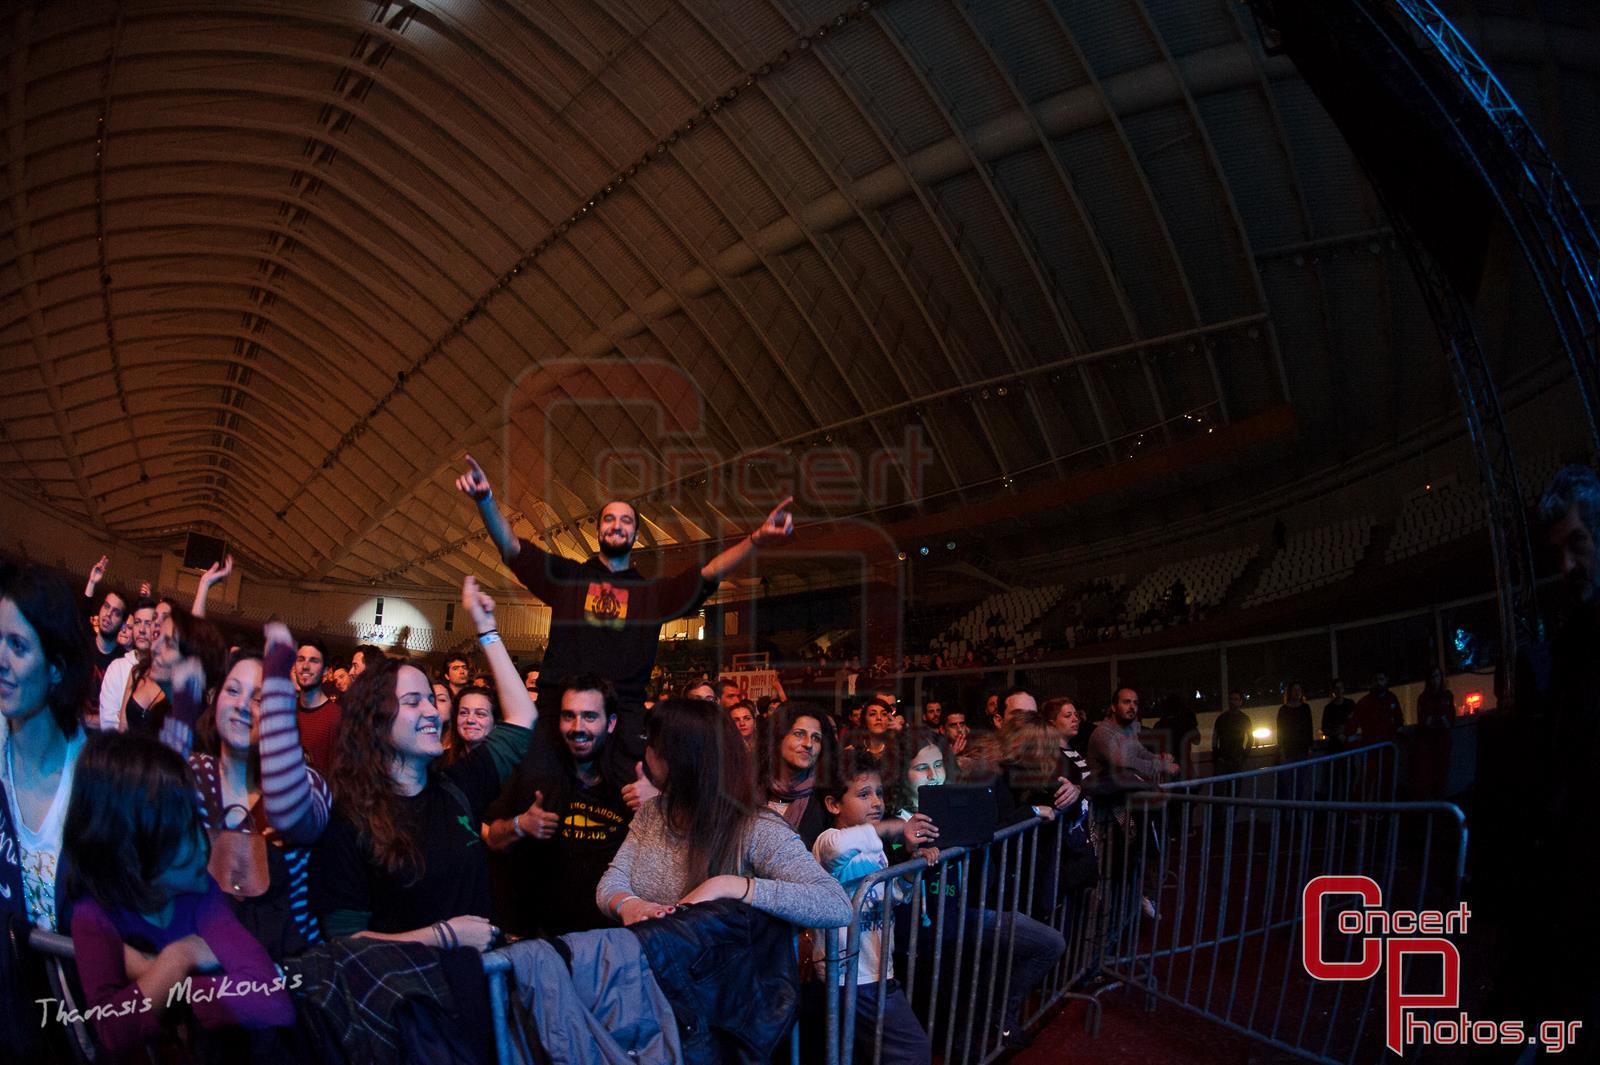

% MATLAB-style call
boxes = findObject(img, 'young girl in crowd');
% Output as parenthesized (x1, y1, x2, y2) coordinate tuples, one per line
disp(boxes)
(813, 750, 937, 1065)
(311, 576, 532, 950)
(442, 684, 499, 767)
(160, 621, 330, 958)
(597, 698, 851, 929)
(64, 731, 294, 1062)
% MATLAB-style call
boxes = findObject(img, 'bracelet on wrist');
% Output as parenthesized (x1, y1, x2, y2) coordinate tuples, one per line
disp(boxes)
(615, 894, 641, 919)
(511, 814, 526, 839)
(478, 629, 502, 647)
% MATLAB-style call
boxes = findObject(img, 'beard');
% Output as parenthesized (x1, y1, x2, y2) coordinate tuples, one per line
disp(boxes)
(598, 534, 633, 559)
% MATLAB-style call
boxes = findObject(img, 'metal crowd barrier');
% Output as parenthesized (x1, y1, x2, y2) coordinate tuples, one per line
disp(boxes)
(1095, 745, 1467, 1064)
(814, 812, 1112, 1065)
(810, 741, 1445, 1065)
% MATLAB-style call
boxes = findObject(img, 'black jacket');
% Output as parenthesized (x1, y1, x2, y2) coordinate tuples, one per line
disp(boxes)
(628, 898, 799, 1065)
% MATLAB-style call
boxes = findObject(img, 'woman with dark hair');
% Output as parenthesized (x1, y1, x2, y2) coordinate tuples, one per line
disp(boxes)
(310, 576, 533, 951)
(120, 604, 228, 737)
(442, 684, 500, 766)
(64, 731, 293, 1060)
(159, 620, 330, 958)
(597, 699, 850, 929)
(757, 701, 839, 849)
(1, 565, 94, 934)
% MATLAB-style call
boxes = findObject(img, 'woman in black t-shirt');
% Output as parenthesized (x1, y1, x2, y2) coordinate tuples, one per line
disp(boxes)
(310, 577, 533, 952)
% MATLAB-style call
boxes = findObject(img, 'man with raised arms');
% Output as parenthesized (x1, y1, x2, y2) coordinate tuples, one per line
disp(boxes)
(455, 454, 794, 760)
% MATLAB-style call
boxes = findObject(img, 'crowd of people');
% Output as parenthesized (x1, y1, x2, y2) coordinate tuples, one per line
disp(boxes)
(2, 460, 1596, 1063)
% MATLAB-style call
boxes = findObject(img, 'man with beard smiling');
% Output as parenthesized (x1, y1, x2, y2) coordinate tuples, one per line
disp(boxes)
(293, 637, 341, 772)
(456, 454, 795, 762)
(484, 675, 632, 936)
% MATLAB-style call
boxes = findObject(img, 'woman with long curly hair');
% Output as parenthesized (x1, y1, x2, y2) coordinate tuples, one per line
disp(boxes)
(310, 576, 533, 952)
(596, 698, 850, 929)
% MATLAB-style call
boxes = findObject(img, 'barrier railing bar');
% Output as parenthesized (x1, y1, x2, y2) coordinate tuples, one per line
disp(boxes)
(962, 844, 993, 1064)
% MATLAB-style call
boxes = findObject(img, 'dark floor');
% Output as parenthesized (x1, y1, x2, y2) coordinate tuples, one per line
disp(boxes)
(1013, 987, 1301, 1065)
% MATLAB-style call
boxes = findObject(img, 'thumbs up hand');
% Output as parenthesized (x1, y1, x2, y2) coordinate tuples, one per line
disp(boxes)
(518, 791, 560, 840)
(622, 761, 660, 811)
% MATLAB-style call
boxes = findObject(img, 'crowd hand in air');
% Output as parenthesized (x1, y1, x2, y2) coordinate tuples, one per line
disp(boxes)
(86, 555, 109, 596)
(462, 574, 496, 630)
(622, 761, 660, 811)
(199, 555, 233, 588)
(750, 496, 796, 545)
(516, 791, 560, 841)
(192, 554, 234, 616)
(456, 454, 492, 501)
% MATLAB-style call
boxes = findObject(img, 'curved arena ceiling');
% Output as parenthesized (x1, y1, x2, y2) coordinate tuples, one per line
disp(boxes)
(3, 0, 1598, 590)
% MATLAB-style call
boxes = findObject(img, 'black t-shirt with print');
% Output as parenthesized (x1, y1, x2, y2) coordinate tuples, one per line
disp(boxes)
(508, 541, 716, 709)
(311, 725, 530, 934)
(488, 735, 631, 936)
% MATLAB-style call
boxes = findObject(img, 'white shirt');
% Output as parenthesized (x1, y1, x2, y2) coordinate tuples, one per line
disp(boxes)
(812, 823, 903, 985)
(98, 650, 138, 730)
(2, 728, 87, 930)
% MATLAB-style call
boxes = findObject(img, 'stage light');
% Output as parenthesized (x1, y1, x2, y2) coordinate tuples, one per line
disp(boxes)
(897, 551, 907, 561)
(946, 542, 955, 550)
(1462, 692, 1483, 715)
(918, 546, 929, 556)
(1252, 727, 1272, 741)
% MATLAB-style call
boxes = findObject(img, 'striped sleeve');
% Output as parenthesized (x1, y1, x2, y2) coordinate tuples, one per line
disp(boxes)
(259, 640, 328, 846)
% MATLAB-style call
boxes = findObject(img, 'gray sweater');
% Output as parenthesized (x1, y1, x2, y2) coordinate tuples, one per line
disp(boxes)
(596, 800, 851, 928)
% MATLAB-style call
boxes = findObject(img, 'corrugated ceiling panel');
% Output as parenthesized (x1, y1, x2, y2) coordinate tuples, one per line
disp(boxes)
(930, 168, 1060, 362)
(1140, 0, 1237, 59)
(1123, 101, 1260, 320)
(823, 18, 953, 156)
(966, 1, 1088, 104)
(1196, 86, 1304, 253)
(1051, 124, 1193, 338)
(1268, 79, 1371, 238)
(1050, 0, 1162, 80)
(990, 145, 1130, 351)
(880, 2, 1014, 131)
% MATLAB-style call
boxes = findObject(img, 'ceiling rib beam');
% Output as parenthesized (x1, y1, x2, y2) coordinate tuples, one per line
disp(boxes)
(4, 6, 107, 530)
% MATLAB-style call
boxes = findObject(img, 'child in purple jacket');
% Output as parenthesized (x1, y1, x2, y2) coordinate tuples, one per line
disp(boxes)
(63, 731, 293, 1062)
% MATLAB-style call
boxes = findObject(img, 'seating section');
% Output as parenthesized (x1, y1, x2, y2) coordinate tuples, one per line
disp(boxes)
(1123, 546, 1257, 619)
(1385, 483, 1484, 562)
(931, 585, 1066, 662)
(1244, 516, 1376, 607)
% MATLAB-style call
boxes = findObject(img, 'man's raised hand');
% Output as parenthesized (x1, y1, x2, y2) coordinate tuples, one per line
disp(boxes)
(456, 454, 492, 502)
(751, 496, 796, 546)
